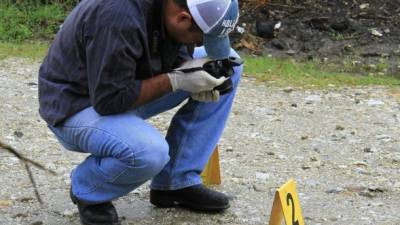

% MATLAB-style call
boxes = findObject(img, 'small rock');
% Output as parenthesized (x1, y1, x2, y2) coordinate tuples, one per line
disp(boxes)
(370, 29, 383, 37)
(310, 156, 318, 162)
(8, 157, 20, 165)
(345, 185, 367, 193)
(360, 191, 376, 198)
(45, 163, 57, 171)
(301, 135, 309, 140)
(283, 87, 294, 93)
(0, 200, 12, 208)
(17, 197, 34, 203)
(353, 168, 371, 175)
(253, 184, 267, 192)
(306, 179, 319, 187)
(367, 99, 384, 106)
(353, 161, 368, 167)
(328, 217, 338, 222)
(256, 20, 278, 38)
(326, 187, 344, 194)
(12, 213, 29, 218)
(368, 186, 387, 193)
(305, 95, 321, 103)
(301, 165, 311, 170)
(376, 134, 391, 141)
(335, 125, 345, 131)
(291, 103, 298, 108)
(255, 172, 269, 181)
(31, 222, 43, 225)
(236, 26, 245, 34)
(14, 131, 24, 138)
(62, 208, 77, 217)
(286, 49, 296, 56)
(343, 44, 353, 52)
(359, 3, 370, 9)
(363, 147, 373, 153)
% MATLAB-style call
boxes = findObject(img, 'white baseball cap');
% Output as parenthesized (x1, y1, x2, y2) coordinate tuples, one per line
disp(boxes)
(188, 0, 239, 59)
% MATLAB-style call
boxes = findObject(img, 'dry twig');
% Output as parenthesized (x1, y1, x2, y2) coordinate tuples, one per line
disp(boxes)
(0, 140, 57, 205)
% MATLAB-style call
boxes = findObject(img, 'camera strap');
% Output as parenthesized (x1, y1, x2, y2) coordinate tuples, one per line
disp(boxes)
(174, 67, 205, 73)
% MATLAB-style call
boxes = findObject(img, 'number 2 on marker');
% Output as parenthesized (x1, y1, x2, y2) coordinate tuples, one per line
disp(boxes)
(287, 193, 299, 225)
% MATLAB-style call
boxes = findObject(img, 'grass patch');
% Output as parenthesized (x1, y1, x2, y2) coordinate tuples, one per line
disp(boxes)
(242, 55, 400, 88)
(1, 42, 399, 88)
(0, 41, 49, 60)
(0, 3, 68, 42)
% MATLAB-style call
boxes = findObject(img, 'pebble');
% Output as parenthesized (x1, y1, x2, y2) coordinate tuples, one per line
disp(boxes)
(252, 184, 267, 192)
(305, 95, 322, 103)
(62, 208, 77, 217)
(367, 99, 384, 106)
(255, 172, 269, 181)
(13, 131, 24, 137)
(30, 222, 43, 225)
(283, 87, 294, 93)
(0, 200, 12, 208)
(326, 187, 345, 194)
(335, 125, 345, 130)
(363, 147, 373, 153)
(345, 185, 367, 193)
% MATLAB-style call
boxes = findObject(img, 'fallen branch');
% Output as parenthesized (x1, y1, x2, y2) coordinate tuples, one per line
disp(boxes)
(0, 140, 56, 175)
(25, 163, 43, 205)
(0, 140, 57, 206)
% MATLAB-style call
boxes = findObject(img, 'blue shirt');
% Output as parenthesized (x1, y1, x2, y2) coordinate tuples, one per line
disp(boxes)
(39, 0, 189, 126)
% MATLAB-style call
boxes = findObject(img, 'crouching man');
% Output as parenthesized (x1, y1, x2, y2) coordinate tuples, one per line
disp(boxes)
(38, 0, 242, 224)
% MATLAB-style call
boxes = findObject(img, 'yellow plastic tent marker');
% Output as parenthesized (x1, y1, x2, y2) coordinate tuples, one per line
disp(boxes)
(201, 146, 221, 185)
(268, 179, 305, 225)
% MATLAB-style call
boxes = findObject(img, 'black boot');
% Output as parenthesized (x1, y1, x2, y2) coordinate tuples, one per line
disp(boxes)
(70, 189, 119, 225)
(150, 184, 230, 212)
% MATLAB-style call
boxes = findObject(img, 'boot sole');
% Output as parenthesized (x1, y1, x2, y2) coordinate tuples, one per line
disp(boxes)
(150, 194, 230, 212)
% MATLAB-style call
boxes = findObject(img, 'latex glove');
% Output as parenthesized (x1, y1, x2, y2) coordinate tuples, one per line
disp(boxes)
(167, 58, 226, 93)
(175, 57, 212, 70)
(191, 90, 220, 102)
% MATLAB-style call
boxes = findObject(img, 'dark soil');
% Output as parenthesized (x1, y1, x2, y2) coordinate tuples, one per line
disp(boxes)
(234, 0, 400, 76)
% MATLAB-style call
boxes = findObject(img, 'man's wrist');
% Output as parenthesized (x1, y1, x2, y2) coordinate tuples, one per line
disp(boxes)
(166, 72, 177, 92)
(133, 73, 173, 107)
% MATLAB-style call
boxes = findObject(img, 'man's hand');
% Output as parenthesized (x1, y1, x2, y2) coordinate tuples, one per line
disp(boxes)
(167, 57, 226, 93)
(191, 90, 220, 102)
(175, 57, 211, 70)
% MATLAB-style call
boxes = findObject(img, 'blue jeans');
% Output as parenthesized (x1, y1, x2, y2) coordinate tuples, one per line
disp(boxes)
(49, 47, 243, 203)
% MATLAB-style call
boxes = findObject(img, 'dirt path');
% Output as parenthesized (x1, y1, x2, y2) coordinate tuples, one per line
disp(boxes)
(0, 58, 399, 225)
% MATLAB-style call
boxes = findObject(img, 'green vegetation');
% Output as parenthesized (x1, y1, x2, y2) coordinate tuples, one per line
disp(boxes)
(0, 0, 399, 88)
(0, 41, 49, 60)
(0, 2, 72, 42)
(242, 55, 400, 88)
(0, 40, 398, 88)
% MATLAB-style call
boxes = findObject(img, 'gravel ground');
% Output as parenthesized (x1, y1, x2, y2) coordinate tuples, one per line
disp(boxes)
(0, 58, 399, 225)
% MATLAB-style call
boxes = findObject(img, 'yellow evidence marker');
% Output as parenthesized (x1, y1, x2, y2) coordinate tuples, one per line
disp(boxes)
(201, 146, 221, 185)
(268, 179, 305, 225)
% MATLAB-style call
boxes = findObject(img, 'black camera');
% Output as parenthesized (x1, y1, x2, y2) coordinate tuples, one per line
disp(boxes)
(202, 57, 243, 95)
(179, 57, 244, 95)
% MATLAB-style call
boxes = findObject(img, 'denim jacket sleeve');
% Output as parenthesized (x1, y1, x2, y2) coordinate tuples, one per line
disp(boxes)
(85, 23, 143, 115)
